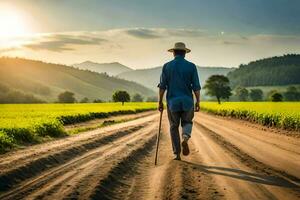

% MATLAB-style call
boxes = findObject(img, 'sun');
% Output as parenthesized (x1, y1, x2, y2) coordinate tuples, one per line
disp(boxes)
(0, 9, 30, 38)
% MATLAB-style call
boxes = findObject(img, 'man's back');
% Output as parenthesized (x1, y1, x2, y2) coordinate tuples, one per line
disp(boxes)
(158, 42, 201, 160)
(160, 55, 200, 112)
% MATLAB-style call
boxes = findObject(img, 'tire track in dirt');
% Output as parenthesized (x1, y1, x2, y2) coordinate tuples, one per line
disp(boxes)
(105, 114, 221, 200)
(73, 113, 221, 200)
(0, 124, 147, 191)
(0, 114, 158, 169)
(196, 122, 300, 187)
(38, 129, 157, 200)
(179, 145, 223, 200)
(89, 136, 156, 200)
(195, 112, 300, 179)
(0, 123, 157, 200)
(0, 114, 159, 199)
(192, 119, 300, 200)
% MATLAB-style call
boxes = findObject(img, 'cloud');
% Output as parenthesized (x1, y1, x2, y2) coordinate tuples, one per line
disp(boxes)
(222, 41, 240, 45)
(24, 34, 107, 52)
(125, 28, 162, 39)
(124, 28, 206, 39)
(0, 47, 18, 54)
(164, 29, 206, 37)
(5, 28, 300, 69)
(14, 28, 207, 53)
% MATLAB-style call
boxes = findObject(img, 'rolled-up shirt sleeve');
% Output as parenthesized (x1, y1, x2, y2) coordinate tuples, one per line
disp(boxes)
(191, 65, 201, 91)
(158, 65, 167, 90)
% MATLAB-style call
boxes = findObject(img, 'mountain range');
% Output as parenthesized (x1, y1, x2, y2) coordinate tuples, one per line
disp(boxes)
(0, 57, 155, 102)
(2, 54, 296, 103)
(118, 66, 233, 91)
(73, 61, 132, 76)
(74, 61, 234, 91)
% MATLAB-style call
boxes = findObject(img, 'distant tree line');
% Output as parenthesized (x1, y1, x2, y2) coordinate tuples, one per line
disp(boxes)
(0, 84, 158, 104)
(233, 86, 300, 102)
(0, 83, 44, 103)
(227, 54, 300, 87)
(203, 74, 300, 103)
(55, 90, 157, 104)
(235, 87, 264, 101)
(111, 90, 157, 105)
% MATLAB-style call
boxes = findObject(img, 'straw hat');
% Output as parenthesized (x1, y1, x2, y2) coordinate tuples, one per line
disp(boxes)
(168, 42, 191, 53)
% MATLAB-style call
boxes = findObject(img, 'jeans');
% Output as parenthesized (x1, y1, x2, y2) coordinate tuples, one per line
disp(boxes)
(167, 107, 194, 155)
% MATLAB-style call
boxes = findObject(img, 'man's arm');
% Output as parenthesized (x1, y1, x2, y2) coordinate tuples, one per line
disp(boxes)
(194, 90, 200, 112)
(158, 65, 167, 112)
(158, 88, 165, 112)
(192, 64, 201, 112)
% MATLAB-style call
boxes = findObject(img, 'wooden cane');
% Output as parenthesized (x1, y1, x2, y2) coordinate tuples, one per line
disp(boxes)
(154, 110, 163, 165)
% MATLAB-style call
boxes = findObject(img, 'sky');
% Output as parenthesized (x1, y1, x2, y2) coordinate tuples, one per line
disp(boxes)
(0, 0, 300, 68)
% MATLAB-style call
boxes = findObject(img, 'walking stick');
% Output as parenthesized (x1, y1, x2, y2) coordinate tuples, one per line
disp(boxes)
(154, 110, 163, 165)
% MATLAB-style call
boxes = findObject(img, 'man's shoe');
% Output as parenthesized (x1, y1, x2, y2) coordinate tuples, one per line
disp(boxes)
(182, 139, 190, 156)
(173, 154, 181, 160)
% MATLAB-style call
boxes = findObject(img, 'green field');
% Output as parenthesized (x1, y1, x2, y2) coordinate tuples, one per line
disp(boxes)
(1, 102, 299, 153)
(0, 103, 156, 152)
(201, 102, 300, 131)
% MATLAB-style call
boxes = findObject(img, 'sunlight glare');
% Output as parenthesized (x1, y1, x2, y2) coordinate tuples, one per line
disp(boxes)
(0, 9, 30, 38)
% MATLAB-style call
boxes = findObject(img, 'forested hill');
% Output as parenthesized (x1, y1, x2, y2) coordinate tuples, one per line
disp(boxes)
(0, 57, 155, 102)
(227, 54, 300, 87)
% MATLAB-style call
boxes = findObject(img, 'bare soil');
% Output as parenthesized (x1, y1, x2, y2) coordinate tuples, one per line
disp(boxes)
(0, 112, 299, 199)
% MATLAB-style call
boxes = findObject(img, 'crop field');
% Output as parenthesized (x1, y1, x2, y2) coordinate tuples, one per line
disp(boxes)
(0, 103, 156, 152)
(1, 102, 299, 153)
(201, 102, 300, 131)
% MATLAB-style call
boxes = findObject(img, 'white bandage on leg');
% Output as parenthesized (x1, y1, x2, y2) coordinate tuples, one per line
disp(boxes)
(183, 134, 190, 141)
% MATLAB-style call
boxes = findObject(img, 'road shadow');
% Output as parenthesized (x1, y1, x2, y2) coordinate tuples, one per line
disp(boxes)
(181, 160, 298, 188)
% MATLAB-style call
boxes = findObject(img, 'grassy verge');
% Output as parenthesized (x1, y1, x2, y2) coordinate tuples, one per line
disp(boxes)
(67, 119, 127, 135)
(201, 102, 300, 131)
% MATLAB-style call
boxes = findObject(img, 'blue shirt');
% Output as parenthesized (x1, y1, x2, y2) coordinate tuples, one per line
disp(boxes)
(159, 55, 201, 112)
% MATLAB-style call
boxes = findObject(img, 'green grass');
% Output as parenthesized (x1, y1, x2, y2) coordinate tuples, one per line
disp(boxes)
(0, 102, 156, 153)
(201, 102, 300, 131)
(66, 119, 127, 135)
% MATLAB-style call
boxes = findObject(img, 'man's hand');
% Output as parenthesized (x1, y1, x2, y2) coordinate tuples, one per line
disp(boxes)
(195, 102, 200, 112)
(158, 101, 164, 112)
(193, 90, 200, 112)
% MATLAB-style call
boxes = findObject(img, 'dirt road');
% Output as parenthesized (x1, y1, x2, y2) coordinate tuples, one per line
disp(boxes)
(0, 112, 299, 200)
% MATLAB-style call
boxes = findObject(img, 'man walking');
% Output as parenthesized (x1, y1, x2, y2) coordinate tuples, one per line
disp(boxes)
(158, 42, 201, 160)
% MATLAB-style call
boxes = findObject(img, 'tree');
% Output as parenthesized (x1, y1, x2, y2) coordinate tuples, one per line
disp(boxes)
(267, 90, 278, 101)
(93, 99, 103, 103)
(284, 86, 300, 101)
(250, 89, 263, 101)
(271, 93, 283, 102)
(235, 87, 249, 101)
(112, 90, 130, 105)
(204, 75, 232, 104)
(146, 96, 158, 102)
(58, 91, 76, 103)
(0, 83, 9, 93)
(80, 97, 89, 103)
(0, 90, 44, 104)
(132, 93, 144, 102)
